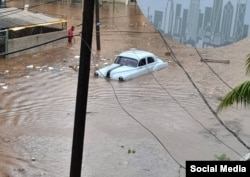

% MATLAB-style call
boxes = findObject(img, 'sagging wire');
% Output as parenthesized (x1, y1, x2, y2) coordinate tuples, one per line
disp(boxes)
(80, 35, 186, 170)
(2, 28, 248, 157)
(109, 23, 244, 159)
(126, 44, 243, 159)
(147, 62, 243, 158)
(158, 31, 250, 151)
(194, 47, 233, 90)
(0, 33, 80, 56)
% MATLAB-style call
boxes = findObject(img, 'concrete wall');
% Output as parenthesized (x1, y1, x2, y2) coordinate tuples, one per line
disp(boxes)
(7, 30, 67, 58)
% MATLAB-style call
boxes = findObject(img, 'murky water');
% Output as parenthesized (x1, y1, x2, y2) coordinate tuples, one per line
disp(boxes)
(1, 1, 250, 177)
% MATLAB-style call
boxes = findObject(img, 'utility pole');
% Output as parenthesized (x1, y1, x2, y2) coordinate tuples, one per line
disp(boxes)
(95, 0, 101, 50)
(69, 0, 95, 177)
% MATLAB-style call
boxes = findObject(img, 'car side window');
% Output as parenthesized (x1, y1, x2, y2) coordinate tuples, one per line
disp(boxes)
(138, 58, 146, 66)
(147, 57, 155, 64)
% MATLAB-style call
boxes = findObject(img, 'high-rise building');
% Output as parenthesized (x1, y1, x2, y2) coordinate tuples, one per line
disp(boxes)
(154, 10, 163, 30)
(181, 9, 188, 38)
(163, 0, 174, 36)
(173, 4, 182, 36)
(211, 0, 223, 35)
(198, 12, 204, 35)
(243, 24, 249, 38)
(233, 1, 247, 41)
(186, 0, 200, 44)
(203, 7, 212, 31)
(221, 1, 234, 41)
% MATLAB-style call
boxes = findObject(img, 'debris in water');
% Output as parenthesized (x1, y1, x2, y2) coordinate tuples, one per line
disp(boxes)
(26, 65, 34, 69)
(69, 65, 79, 71)
(2, 85, 8, 89)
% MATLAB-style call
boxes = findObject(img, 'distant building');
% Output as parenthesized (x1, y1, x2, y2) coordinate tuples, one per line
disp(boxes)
(186, 0, 200, 45)
(233, 2, 247, 41)
(163, 0, 174, 36)
(211, 0, 223, 35)
(221, 1, 234, 42)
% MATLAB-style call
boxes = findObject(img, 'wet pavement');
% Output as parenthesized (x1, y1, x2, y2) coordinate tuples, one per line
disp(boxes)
(1, 1, 250, 177)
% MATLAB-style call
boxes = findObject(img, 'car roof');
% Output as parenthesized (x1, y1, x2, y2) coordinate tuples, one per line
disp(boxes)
(118, 49, 155, 61)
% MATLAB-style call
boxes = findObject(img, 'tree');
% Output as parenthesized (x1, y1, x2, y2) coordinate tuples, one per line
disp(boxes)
(217, 54, 250, 112)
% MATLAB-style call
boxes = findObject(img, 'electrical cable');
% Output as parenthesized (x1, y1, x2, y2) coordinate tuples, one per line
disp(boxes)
(0, 34, 81, 56)
(149, 66, 243, 158)
(1, 25, 247, 158)
(81, 37, 186, 169)
(2, 2, 246, 170)
(194, 47, 234, 90)
(108, 21, 243, 158)
(158, 31, 250, 151)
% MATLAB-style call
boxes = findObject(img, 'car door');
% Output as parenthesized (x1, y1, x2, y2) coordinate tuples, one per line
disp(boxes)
(146, 56, 155, 72)
(138, 58, 148, 76)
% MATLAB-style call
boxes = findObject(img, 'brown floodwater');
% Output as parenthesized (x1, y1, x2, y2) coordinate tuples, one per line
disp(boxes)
(1, 1, 250, 177)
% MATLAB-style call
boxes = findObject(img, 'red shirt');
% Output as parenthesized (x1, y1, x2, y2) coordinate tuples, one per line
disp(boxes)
(68, 28, 74, 43)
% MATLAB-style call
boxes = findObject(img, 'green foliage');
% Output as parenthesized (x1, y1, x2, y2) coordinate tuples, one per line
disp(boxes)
(245, 54, 250, 75)
(128, 149, 136, 154)
(217, 81, 250, 112)
(214, 154, 230, 161)
(217, 54, 250, 112)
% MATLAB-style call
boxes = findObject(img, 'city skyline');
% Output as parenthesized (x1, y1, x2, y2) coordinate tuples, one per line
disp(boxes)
(137, 0, 250, 48)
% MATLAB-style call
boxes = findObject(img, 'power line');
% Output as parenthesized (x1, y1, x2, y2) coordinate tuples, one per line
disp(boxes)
(158, 31, 250, 151)
(81, 37, 186, 170)
(0, 34, 78, 56)
(194, 47, 234, 90)
(97, 21, 244, 159)
(1, 2, 244, 171)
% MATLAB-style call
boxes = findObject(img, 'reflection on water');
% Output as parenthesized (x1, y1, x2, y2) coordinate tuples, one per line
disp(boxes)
(137, 0, 250, 48)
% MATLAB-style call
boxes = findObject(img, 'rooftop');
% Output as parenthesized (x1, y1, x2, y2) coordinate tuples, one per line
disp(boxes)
(119, 49, 155, 60)
(0, 7, 66, 30)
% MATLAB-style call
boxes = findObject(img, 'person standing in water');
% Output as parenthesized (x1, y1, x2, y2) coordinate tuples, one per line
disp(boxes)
(68, 26, 75, 44)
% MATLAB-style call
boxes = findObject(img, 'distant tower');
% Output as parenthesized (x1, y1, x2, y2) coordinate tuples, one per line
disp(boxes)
(233, 0, 247, 41)
(211, 0, 223, 35)
(186, 0, 200, 44)
(203, 7, 212, 31)
(181, 9, 188, 36)
(154, 11, 163, 30)
(221, 1, 234, 41)
(163, 0, 174, 36)
(173, 4, 182, 36)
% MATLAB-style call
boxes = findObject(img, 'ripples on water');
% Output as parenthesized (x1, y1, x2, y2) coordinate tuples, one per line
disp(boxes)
(1, 1, 250, 177)
(1, 52, 250, 176)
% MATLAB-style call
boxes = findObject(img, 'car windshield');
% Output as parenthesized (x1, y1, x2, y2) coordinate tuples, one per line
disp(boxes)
(114, 56, 138, 67)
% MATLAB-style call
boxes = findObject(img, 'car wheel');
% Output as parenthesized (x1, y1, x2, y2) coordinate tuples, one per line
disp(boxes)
(118, 76, 124, 81)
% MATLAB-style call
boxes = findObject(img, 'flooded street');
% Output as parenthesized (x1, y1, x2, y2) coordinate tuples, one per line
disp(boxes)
(1, 1, 250, 177)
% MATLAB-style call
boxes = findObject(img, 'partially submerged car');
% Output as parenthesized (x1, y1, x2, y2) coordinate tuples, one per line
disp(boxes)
(94, 49, 168, 81)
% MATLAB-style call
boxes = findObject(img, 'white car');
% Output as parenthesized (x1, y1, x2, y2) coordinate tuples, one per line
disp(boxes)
(94, 49, 168, 81)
